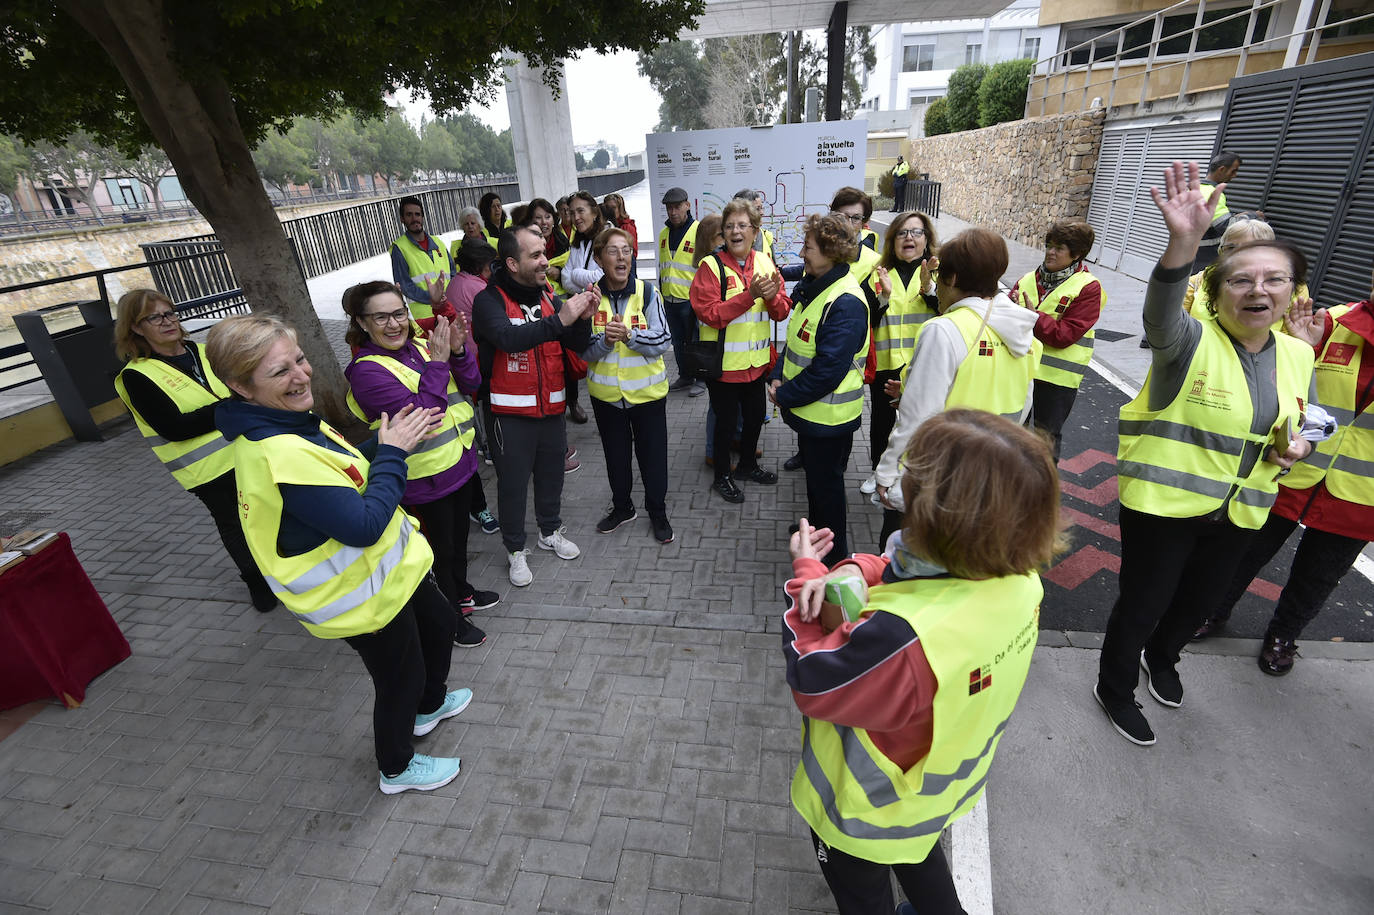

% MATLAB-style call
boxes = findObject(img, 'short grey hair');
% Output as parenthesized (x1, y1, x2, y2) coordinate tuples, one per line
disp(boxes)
(459, 206, 481, 223)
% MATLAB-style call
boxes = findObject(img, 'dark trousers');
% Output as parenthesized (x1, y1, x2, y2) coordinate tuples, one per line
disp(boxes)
(869, 369, 902, 469)
(1098, 507, 1256, 703)
(892, 178, 908, 212)
(408, 478, 482, 640)
(492, 413, 566, 552)
(1030, 380, 1079, 462)
(591, 397, 669, 518)
(879, 508, 904, 554)
(810, 831, 965, 915)
(798, 431, 854, 565)
(344, 576, 455, 776)
(663, 297, 695, 382)
(1210, 512, 1366, 639)
(707, 377, 766, 480)
(191, 472, 270, 599)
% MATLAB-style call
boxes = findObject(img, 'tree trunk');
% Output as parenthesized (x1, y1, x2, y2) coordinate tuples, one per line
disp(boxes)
(58, 0, 358, 432)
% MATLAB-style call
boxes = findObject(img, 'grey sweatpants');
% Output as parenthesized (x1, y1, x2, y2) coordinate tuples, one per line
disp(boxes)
(492, 413, 566, 552)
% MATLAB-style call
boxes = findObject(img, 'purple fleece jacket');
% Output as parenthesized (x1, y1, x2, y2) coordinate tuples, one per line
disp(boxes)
(345, 337, 482, 505)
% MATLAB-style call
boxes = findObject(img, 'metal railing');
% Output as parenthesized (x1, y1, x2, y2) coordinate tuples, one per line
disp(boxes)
(902, 180, 942, 218)
(1026, 0, 1374, 116)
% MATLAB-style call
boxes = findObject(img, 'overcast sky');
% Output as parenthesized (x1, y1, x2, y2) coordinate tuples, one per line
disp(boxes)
(401, 50, 664, 156)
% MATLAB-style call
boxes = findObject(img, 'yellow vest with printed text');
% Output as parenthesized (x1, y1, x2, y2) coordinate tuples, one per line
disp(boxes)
(792, 572, 1041, 864)
(1016, 270, 1102, 390)
(870, 266, 936, 372)
(782, 269, 869, 426)
(233, 420, 433, 639)
(698, 252, 778, 373)
(114, 347, 234, 490)
(344, 339, 476, 483)
(657, 224, 696, 300)
(391, 234, 451, 320)
(1283, 305, 1374, 505)
(1117, 320, 1314, 529)
(587, 280, 669, 405)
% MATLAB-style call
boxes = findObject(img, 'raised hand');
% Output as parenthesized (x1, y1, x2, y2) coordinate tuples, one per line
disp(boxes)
(920, 255, 939, 290)
(874, 265, 889, 297)
(425, 276, 447, 306)
(751, 271, 779, 302)
(377, 404, 444, 453)
(1150, 161, 1221, 244)
(604, 314, 629, 345)
(449, 312, 468, 354)
(1283, 295, 1327, 349)
(428, 315, 451, 362)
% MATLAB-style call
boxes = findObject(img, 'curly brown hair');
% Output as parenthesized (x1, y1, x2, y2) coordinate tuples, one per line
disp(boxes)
(804, 213, 859, 265)
(830, 186, 873, 222)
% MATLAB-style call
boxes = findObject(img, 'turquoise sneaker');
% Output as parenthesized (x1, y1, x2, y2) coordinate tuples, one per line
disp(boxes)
(379, 754, 461, 795)
(413, 688, 473, 737)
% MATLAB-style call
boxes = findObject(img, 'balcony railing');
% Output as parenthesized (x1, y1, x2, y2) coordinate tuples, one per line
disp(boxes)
(1025, 0, 1374, 116)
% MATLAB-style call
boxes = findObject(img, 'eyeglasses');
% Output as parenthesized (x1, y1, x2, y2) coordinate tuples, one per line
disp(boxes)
(140, 311, 180, 326)
(840, 213, 864, 224)
(723, 222, 753, 233)
(896, 228, 925, 239)
(1224, 275, 1293, 294)
(365, 309, 410, 327)
(602, 246, 635, 258)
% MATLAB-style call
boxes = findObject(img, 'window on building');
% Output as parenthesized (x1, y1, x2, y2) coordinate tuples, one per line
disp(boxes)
(1323, 0, 1374, 40)
(965, 43, 983, 65)
(1023, 36, 1041, 60)
(1063, 4, 1274, 65)
(907, 92, 946, 108)
(991, 29, 1022, 63)
(903, 38, 935, 71)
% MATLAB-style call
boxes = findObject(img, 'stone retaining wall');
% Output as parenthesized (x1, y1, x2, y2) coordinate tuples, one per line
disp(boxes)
(908, 109, 1105, 250)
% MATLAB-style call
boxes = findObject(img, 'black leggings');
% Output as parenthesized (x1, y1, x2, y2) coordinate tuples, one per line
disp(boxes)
(706, 377, 766, 480)
(810, 831, 966, 915)
(191, 471, 270, 599)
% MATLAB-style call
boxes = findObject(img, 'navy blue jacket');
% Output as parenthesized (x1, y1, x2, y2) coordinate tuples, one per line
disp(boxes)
(771, 263, 869, 437)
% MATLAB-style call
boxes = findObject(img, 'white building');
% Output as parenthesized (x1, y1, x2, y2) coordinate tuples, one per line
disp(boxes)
(858, 0, 1060, 114)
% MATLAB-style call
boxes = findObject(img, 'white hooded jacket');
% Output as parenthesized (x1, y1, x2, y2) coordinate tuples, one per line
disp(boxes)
(873, 292, 1040, 501)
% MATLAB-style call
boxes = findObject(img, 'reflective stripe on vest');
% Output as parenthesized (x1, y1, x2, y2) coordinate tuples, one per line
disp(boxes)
(391, 234, 451, 320)
(1017, 270, 1100, 390)
(781, 269, 869, 425)
(1117, 320, 1314, 529)
(917, 305, 1039, 422)
(658, 225, 696, 300)
(697, 252, 778, 373)
(344, 340, 475, 481)
(1284, 305, 1374, 504)
(114, 348, 234, 490)
(871, 267, 935, 371)
(233, 420, 433, 639)
(586, 280, 669, 405)
(791, 573, 1041, 864)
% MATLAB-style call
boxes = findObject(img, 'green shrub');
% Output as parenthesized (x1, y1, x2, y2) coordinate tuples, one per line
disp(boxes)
(924, 98, 950, 137)
(877, 168, 894, 198)
(978, 58, 1035, 127)
(945, 64, 988, 133)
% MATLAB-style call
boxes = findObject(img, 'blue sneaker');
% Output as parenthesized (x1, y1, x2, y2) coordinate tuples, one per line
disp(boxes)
(379, 754, 461, 795)
(895, 903, 916, 915)
(413, 688, 473, 737)
(470, 509, 500, 534)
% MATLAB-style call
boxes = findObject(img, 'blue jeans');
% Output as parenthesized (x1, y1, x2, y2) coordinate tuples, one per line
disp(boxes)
(663, 297, 695, 382)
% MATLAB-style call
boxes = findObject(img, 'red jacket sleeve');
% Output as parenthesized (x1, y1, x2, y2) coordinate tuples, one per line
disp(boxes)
(1033, 279, 1102, 349)
(690, 257, 757, 329)
(781, 554, 937, 733)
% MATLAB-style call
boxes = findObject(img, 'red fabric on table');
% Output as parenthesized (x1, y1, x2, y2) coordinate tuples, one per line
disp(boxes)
(0, 533, 130, 709)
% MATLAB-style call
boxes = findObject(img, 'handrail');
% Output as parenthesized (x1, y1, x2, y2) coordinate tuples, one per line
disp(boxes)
(1025, 0, 1371, 115)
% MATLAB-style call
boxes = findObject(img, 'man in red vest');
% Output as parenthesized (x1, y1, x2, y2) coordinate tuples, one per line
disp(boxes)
(471, 226, 597, 587)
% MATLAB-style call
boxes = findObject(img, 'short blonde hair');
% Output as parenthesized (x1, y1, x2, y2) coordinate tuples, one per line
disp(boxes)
(206, 314, 298, 393)
(899, 409, 1066, 578)
(114, 289, 183, 362)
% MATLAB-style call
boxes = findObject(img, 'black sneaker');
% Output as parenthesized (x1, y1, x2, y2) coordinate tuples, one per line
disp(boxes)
(1190, 617, 1226, 641)
(596, 505, 638, 533)
(651, 516, 675, 544)
(1093, 684, 1156, 746)
(740, 467, 778, 485)
(713, 476, 744, 503)
(455, 623, 487, 648)
(783, 453, 803, 471)
(1139, 653, 1183, 708)
(459, 589, 499, 614)
(1258, 631, 1299, 676)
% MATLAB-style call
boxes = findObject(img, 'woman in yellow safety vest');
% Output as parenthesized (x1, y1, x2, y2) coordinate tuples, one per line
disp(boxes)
(691, 198, 791, 503)
(477, 192, 509, 248)
(783, 409, 1062, 915)
(112, 289, 274, 611)
(1013, 219, 1105, 460)
(458, 207, 485, 246)
(768, 213, 870, 565)
(1182, 218, 1309, 323)
(860, 212, 939, 496)
(1191, 267, 1374, 675)
(343, 280, 492, 648)
(208, 314, 473, 795)
(1095, 162, 1316, 748)
(580, 227, 675, 545)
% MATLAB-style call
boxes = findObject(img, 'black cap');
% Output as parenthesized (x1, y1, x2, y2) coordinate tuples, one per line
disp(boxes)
(661, 186, 688, 205)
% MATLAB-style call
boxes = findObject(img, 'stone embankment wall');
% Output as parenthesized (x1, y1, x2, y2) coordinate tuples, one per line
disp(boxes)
(908, 109, 1105, 250)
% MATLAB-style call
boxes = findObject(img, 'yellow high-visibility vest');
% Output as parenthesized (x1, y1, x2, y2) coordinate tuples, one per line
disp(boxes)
(870, 265, 935, 372)
(586, 280, 669, 405)
(391, 234, 451, 320)
(1016, 270, 1102, 390)
(697, 252, 779, 374)
(781, 269, 869, 426)
(657, 224, 696, 301)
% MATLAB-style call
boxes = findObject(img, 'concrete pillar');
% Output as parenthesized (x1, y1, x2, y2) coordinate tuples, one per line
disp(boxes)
(826, 2, 848, 121)
(503, 57, 579, 203)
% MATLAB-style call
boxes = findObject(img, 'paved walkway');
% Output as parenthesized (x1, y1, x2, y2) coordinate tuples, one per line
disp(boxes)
(0, 193, 1369, 913)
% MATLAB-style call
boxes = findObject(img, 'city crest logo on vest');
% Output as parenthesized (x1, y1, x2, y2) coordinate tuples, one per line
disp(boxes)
(1323, 342, 1358, 366)
(977, 340, 994, 357)
(968, 664, 993, 695)
(798, 319, 811, 343)
(344, 464, 365, 488)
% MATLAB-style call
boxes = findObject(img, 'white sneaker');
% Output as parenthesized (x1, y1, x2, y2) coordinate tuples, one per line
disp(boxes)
(859, 475, 877, 495)
(508, 549, 532, 586)
(538, 527, 581, 559)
